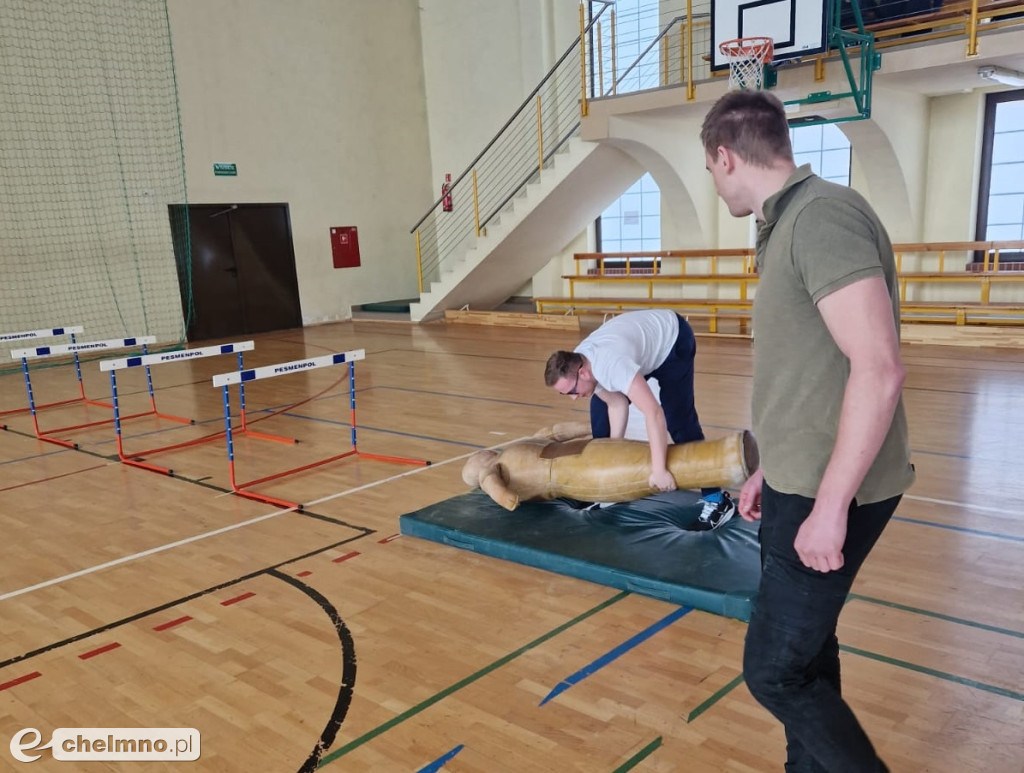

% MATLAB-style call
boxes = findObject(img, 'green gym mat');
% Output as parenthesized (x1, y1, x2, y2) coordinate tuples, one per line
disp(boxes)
(400, 489, 762, 621)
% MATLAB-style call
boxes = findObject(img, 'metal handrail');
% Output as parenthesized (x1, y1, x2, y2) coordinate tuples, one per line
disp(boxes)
(411, 2, 614, 293)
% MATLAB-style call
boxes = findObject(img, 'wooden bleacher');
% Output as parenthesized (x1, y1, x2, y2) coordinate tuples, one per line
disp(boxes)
(847, 0, 1024, 50)
(533, 241, 1024, 336)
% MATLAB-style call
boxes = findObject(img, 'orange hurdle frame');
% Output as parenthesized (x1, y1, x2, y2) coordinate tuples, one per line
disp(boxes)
(212, 348, 429, 510)
(12, 336, 192, 450)
(2, 326, 86, 427)
(101, 340, 295, 475)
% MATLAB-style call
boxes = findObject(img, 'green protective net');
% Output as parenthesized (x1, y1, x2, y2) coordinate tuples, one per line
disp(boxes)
(0, 0, 191, 352)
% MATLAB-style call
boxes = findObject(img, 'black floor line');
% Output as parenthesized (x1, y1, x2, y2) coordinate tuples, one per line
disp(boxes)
(269, 568, 356, 773)
(0, 531, 372, 670)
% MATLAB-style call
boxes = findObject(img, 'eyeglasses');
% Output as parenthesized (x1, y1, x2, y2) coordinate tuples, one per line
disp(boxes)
(561, 369, 581, 396)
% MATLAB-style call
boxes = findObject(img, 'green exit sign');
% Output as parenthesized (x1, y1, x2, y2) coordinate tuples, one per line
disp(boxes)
(213, 163, 237, 176)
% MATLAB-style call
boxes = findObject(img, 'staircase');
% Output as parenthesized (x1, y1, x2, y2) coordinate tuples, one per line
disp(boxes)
(409, 137, 643, 322)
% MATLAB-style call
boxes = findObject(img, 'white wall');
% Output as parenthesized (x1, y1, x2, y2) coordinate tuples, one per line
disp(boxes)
(168, 0, 433, 325)
(922, 90, 986, 242)
(418, 0, 582, 197)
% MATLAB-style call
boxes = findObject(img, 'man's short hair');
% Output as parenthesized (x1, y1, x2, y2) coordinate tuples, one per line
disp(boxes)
(544, 351, 583, 387)
(700, 90, 794, 168)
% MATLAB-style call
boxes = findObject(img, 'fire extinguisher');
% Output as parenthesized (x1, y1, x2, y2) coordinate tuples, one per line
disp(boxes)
(441, 173, 453, 212)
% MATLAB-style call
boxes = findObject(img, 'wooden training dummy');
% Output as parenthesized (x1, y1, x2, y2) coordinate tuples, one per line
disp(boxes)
(462, 422, 759, 511)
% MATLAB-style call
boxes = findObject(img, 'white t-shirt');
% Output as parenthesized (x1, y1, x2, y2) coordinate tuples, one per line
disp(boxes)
(574, 309, 678, 394)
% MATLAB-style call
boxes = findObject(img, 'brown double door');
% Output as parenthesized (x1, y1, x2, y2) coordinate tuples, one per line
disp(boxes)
(170, 203, 302, 342)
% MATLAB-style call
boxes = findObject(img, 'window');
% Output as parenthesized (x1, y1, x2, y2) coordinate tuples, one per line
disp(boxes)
(597, 172, 661, 256)
(790, 123, 851, 185)
(592, 0, 661, 96)
(977, 89, 1024, 259)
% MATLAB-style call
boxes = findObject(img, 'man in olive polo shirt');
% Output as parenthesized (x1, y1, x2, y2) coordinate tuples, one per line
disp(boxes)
(701, 91, 914, 772)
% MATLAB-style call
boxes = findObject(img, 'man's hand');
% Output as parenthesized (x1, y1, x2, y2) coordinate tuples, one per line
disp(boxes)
(794, 505, 847, 572)
(738, 468, 763, 521)
(648, 468, 677, 492)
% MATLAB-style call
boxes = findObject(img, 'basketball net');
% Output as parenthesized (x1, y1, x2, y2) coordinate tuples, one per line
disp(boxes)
(719, 37, 774, 91)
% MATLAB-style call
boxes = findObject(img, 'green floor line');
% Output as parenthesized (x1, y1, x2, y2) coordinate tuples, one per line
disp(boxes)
(686, 672, 746, 722)
(318, 590, 631, 768)
(611, 736, 662, 773)
(848, 593, 1024, 639)
(840, 644, 1024, 701)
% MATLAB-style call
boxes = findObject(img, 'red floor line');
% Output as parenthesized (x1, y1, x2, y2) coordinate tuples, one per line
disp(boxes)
(378, 533, 401, 544)
(0, 671, 42, 691)
(296, 570, 313, 577)
(0, 463, 108, 493)
(78, 642, 121, 660)
(331, 551, 360, 563)
(220, 592, 256, 607)
(152, 616, 192, 632)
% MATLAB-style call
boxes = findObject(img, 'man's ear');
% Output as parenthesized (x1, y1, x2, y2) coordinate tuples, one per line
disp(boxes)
(715, 145, 736, 173)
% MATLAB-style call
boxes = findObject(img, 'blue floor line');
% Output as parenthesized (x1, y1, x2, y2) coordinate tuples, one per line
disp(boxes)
(416, 744, 464, 773)
(540, 606, 693, 706)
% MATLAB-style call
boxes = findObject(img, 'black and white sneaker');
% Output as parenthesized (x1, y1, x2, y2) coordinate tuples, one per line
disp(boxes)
(693, 491, 736, 531)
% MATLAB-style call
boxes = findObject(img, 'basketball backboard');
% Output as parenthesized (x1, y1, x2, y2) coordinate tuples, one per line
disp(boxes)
(710, 0, 829, 71)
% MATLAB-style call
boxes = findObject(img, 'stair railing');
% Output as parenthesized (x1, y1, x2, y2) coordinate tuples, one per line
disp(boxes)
(411, 2, 614, 294)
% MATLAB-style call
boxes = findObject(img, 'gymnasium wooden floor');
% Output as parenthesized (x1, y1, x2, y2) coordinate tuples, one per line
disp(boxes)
(0, 319, 1021, 772)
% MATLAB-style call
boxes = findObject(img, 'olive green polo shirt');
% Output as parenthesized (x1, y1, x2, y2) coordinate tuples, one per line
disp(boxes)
(752, 165, 914, 503)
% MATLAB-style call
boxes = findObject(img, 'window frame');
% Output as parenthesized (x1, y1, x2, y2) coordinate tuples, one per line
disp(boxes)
(974, 87, 1024, 263)
(596, 171, 662, 272)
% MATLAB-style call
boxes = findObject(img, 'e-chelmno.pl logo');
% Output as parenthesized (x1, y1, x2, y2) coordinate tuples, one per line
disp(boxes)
(10, 728, 200, 762)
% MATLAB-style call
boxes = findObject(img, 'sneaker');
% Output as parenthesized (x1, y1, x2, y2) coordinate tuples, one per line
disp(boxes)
(693, 491, 736, 531)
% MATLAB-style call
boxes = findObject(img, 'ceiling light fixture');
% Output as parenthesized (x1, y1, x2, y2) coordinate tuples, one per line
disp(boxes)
(977, 65, 1024, 88)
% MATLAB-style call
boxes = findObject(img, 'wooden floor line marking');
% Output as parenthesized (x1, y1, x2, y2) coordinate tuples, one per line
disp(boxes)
(847, 594, 1024, 638)
(416, 744, 464, 773)
(219, 592, 256, 607)
(686, 673, 746, 722)
(611, 736, 663, 773)
(0, 534, 366, 671)
(540, 606, 693, 706)
(0, 671, 42, 691)
(840, 644, 1024, 701)
(892, 513, 1024, 543)
(904, 492, 1022, 517)
(318, 591, 631, 768)
(78, 642, 121, 660)
(152, 615, 192, 632)
(0, 440, 525, 603)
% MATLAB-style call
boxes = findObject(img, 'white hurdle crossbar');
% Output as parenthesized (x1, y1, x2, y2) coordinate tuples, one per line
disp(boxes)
(99, 340, 295, 475)
(211, 348, 429, 509)
(0, 326, 86, 424)
(11, 336, 163, 449)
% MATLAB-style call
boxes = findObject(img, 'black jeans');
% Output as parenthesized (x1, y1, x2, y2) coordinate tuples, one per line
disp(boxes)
(744, 483, 900, 772)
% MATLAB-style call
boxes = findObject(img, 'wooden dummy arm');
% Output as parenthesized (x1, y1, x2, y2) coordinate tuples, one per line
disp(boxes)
(478, 465, 520, 511)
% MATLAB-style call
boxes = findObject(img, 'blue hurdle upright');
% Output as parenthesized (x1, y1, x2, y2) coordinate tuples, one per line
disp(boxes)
(99, 340, 295, 476)
(211, 348, 430, 510)
(1, 326, 85, 427)
(11, 336, 190, 449)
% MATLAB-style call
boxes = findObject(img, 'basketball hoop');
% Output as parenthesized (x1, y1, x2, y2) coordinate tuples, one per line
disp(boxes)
(719, 36, 774, 91)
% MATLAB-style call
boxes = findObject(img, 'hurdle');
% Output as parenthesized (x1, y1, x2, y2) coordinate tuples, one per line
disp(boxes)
(11, 336, 191, 449)
(0, 326, 85, 425)
(99, 340, 296, 475)
(212, 348, 430, 509)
